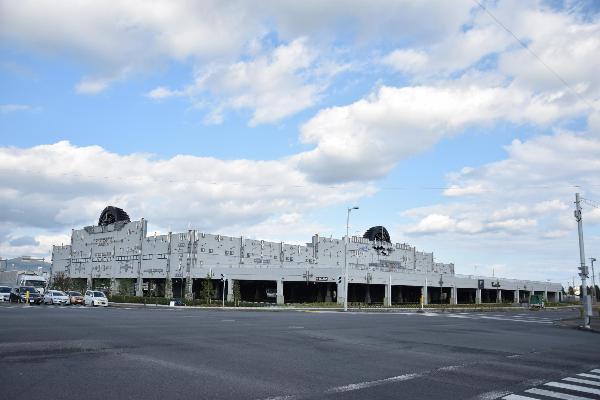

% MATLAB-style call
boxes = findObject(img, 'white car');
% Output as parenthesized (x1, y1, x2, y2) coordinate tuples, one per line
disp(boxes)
(0, 286, 10, 301)
(44, 290, 70, 305)
(84, 290, 108, 307)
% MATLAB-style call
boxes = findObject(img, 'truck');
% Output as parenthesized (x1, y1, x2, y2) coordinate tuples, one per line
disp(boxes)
(0, 270, 48, 294)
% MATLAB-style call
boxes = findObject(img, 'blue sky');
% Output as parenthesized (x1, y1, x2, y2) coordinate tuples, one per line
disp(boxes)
(1, 0, 599, 288)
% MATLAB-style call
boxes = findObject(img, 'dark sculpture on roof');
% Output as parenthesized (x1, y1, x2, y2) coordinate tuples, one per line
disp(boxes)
(363, 226, 391, 243)
(98, 206, 131, 226)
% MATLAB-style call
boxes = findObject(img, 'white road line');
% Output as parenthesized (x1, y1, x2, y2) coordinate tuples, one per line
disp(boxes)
(563, 377, 600, 387)
(591, 369, 600, 374)
(476, 390, 511, 399)
(478, 316, 552, 324)
(325, 373, 421, 394)
(502, 394, 538, 400)
(577, 373, 600, 380)
(545, 382, 600, 396)
(526, 388, 594, 400)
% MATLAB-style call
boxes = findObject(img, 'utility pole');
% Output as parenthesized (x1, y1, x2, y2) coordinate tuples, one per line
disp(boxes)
(574, 193, 592, 329)
(591, 257, 597, 303)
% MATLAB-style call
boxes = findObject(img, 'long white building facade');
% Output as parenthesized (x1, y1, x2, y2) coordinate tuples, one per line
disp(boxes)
(51, 207, 563, 305)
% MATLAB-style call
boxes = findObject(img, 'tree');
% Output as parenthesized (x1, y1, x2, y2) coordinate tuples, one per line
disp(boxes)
(200, 273, 214, 304)
(568, 286, 574, 295)
(119, 279, 134, 296)
(233, 280, 241, 306)
(52, 272, 71, 292)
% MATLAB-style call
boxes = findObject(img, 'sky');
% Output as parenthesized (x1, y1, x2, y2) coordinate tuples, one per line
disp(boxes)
(1, 0, 599, 288)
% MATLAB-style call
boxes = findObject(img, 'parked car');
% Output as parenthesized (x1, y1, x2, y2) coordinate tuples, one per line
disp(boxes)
(44, 290, 70, 305)
(10, 286, 43, 304)
(0, 286, 11, 301)
(66, 290, 84, 305)
(84, 290, 108, 307)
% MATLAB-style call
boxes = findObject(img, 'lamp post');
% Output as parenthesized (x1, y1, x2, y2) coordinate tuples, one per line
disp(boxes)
(220, 274, 226, 307)
(344, 206, 359, 312)
(591, 257, 597, 303)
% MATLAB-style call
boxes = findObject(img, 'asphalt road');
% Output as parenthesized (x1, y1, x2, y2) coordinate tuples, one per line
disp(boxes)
(0, 304, 598, 400)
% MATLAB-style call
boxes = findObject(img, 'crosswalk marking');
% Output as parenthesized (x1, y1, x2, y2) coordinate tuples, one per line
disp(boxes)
(500, 368, 600, 400)
(563, 377, 600, 387)
(577, 373, 600, 380)
(525, 388, 593, 400)
(545, 382, 600, 396)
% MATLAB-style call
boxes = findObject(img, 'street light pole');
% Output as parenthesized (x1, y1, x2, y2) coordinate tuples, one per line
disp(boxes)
(221, 274, 226, 307)
(344, 206, 359, 312)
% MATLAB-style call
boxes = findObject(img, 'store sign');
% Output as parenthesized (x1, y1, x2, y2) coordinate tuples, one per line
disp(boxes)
(315, 276, 329, 281)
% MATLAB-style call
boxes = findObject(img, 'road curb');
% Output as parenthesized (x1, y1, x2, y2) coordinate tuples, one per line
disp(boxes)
(107, 302, 579, 313)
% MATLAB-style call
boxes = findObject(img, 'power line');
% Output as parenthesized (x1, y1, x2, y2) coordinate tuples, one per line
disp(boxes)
(581, 197, 600, 209)
(472, 0, 595, 110)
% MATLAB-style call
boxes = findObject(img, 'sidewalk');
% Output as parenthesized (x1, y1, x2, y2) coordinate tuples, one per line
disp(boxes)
(560, 316, 600, 333)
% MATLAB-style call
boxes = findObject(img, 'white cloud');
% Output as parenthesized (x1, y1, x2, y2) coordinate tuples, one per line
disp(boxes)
(75, 76, 115, 94)
(400, 131, 600, 282)
(178, 38, 328, 125)
(382, 49, 429, 74)
(0, 104, 32, 113)
(294, 81, 589, 183)
(0, 0, 473, 95)
(146, 86, 182, 100)
(0, 141, 376, 258)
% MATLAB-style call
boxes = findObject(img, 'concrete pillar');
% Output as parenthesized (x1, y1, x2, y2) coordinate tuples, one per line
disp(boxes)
(422, 285, 428, 305)
(476, 288, 481, 304)
(135, 278, 143, 297)
(451, 286, 457, 305)
(384, 280, 392, 307)
(397, 287, 404, 304)
(86, 277, 92, 290)
(165, 278, 173, 299)
(185, 278, 193, 300)
(497, 289, 502, 304)
(336, 283, 343, 305)
(227, 278, 234, 302)
(544, 290, 548, 301)
(325, 284, 332, 302)
(514, 289, 519, 303)
(110, 278, 118, 295)
(365, 285, 371, 304)
(276, 280, 284, 305)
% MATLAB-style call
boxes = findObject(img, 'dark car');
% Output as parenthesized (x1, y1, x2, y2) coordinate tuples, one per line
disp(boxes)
(10, 286, 43, 304)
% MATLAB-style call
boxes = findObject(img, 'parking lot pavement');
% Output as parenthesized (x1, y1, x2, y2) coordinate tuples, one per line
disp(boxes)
(0, 304, 598, 400)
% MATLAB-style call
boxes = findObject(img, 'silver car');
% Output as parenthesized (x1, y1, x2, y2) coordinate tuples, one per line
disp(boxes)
(0, 286, 10, 301)
(44, 290, 70, 305)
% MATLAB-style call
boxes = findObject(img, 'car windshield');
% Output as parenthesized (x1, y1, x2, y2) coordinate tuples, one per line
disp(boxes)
(70, 292, 82, 296)
(93, 292, 106, 297)
(24, 280, 45, 288)
(54, 291, 67, 296)
(21, 287, 37, 293)
(0, 287, 10, 293)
